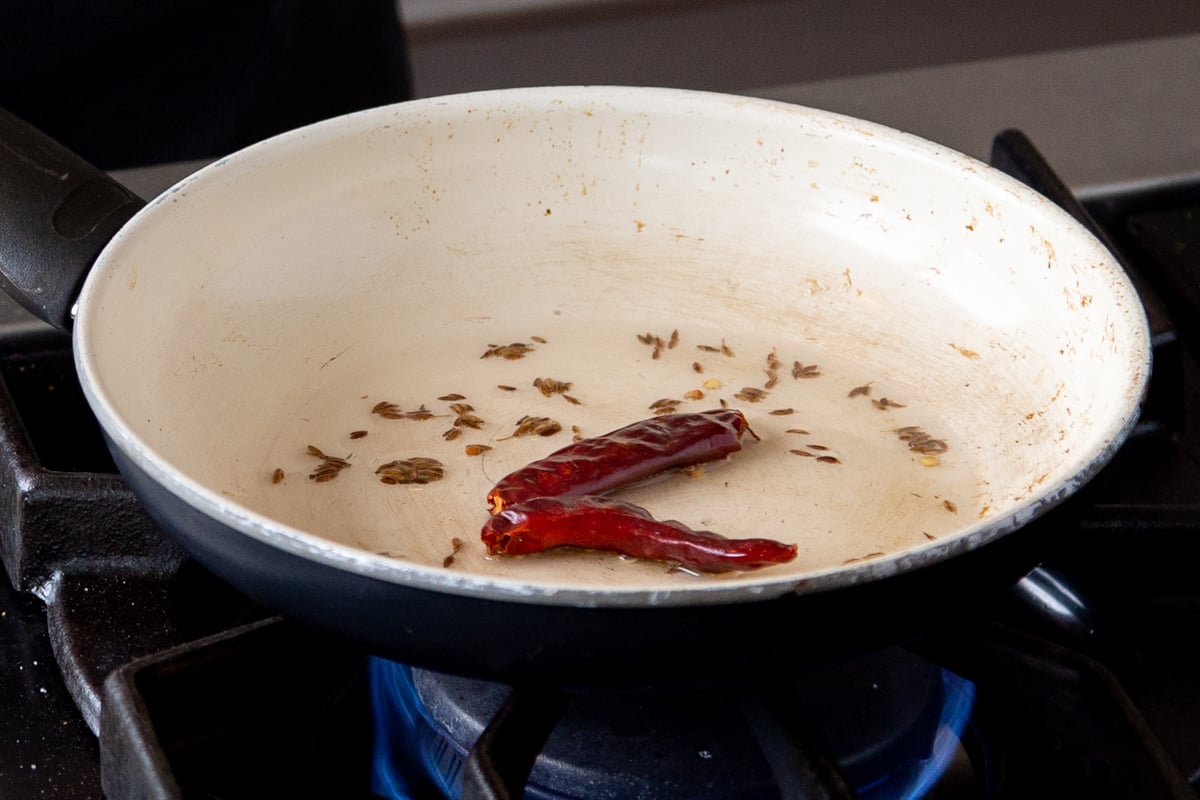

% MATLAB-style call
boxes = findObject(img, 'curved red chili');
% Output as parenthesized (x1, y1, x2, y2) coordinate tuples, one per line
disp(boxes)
(486, 409, 755, 513)
(481, 495, 797, 573)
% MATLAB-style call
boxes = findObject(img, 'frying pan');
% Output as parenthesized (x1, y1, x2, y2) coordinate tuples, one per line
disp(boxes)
(0, 87, 1149, 681)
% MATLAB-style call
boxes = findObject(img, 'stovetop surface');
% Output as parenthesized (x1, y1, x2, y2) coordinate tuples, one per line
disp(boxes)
(1, 141, 1200, 798)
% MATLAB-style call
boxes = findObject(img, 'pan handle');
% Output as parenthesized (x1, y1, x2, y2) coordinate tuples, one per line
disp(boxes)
(0, 107, 145, 331)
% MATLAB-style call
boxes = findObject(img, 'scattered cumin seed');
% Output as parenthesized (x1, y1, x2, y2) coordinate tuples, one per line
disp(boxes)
(806, 444, 830, 451)
(684, 389, 705, 401)
(307, 445, 352, 482)
(793, 362, 821, 379)
(530, 335, 547, 343)
(943, 500, 958, 513)
(785, 428, 810, 435)
(349, 430, 368, 439)
(871, 397, 907, 410)
(497, 385, 517, 392)
(271, 468, 285, 484)
(789, 449, 815, 457)
(443, 536, 465, 567)
(438, 393, 466, 401)
(442, 427, 463, 441)
(720, 338, 734, 357)
(376, 457, 445, 484)
(373, 402, 437, 421)
(649, 398, 682, 414)
(533, 377, 573, 397)
(895, 426, 949, 455)
(816, 455, 841, 464)
(563, 394, 582, 406)
(764, 370, 780, 389)
(481, 342, 535, 360)
(668, 329, 680, 349)
(507, 416, 562, 438)
(734, 387, 767, 403)
(692, 361, 704, 373)
(769, 408, 795, 416)
(696, 344, 721, 353)
(848, 383, 872, 398)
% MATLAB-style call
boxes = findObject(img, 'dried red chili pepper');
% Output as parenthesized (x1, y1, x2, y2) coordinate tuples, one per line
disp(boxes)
(481, 495, 797, 573)
(486, 409, 756, 513)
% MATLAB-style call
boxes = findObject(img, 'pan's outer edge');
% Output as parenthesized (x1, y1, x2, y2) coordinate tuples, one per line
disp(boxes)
(71, 86, 1152, 609)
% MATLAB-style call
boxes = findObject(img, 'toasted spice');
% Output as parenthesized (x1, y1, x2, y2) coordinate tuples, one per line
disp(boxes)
(649, 398, 683, 415)
(271, 468, 285, 484)
(507, 416, 563, 438)
(376, 457, 445, 485)
(769, 408, 795, 416)
(372, 402, 437, 421)
(348, 430, 368, 439)
(465, 444, 493, 456)
(734, 387, 767, 403)
(895, 426, 949, 455)
(481, 342, 535, 360)
(307, 445, 351, 482)
(872, 397, 907, 410)
(443, 537, 465, 568)
(792, 362, 821, 379)
(438, 393, 467, 401)
(847, 383, 872, 398)
(533, 377, 573, 397)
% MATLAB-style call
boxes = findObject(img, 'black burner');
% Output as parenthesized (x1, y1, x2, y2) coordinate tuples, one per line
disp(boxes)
(370, 649, 975, 799)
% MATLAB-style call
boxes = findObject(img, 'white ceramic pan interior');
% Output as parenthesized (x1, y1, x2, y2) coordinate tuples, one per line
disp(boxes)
(73, 87, 1149, 607)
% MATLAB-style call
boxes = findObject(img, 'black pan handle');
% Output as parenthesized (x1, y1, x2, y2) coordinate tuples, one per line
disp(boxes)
(0, 108, 144, 330)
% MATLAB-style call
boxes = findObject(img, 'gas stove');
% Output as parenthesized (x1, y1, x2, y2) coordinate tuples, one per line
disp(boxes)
(2, 130, 1200, 799)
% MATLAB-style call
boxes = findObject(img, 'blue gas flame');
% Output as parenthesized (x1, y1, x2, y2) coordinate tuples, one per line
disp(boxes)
(369, 657, 976, 799)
